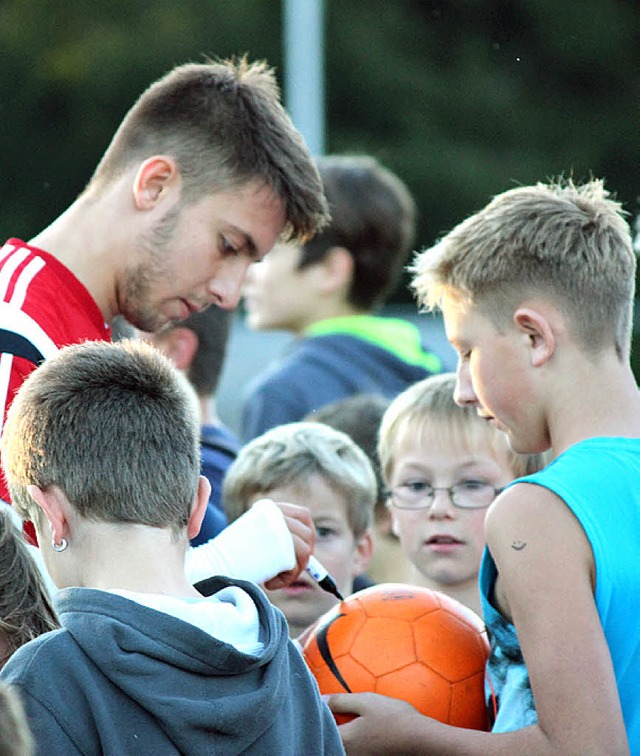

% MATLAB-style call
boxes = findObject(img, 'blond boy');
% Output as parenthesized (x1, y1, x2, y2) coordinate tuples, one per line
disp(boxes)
(223, 422, 375, 637)
(330, 178, 640, 754)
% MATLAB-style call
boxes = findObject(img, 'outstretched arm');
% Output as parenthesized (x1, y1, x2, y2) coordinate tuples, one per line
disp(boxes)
(185, 498, 315, 587)
(328, 692, 539, 755)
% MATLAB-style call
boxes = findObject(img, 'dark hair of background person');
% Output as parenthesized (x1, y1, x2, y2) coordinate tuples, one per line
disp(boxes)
(298, 154, 416, 310)
(306, 393, 391, 513)
(176, 306, 234, 398)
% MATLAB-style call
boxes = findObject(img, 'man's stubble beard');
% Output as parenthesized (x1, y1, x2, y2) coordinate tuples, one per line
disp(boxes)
(119, 204, 182, 332)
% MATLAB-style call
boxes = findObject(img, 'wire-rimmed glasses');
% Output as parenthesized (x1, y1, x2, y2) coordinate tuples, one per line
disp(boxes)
(386, 480, 503, 510)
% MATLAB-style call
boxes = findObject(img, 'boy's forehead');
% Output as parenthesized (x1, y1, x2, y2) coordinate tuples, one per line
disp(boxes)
(441, 293, 509, 343)
(441, 294, 476, 339)
(394, 411, 494, 453)
(258, 474, 350, 513)
(392, 420, 514, 473)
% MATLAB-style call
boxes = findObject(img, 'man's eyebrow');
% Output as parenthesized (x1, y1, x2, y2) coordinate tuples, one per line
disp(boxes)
(229, 226, 258, 259)
(243, 234, 259, 259)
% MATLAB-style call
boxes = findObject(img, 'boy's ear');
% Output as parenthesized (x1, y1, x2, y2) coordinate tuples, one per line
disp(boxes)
(513, 306, 556, 367)
(390, 508, 401, 539)
(317, 246, 354, 295)
(132, 156, 180, 210)
(158, 327, 198, 372)
(375, 501, 395, 537)
(187, 476, 211, 541)
(351, 529, 374, 577)
(26, 484, 69, 546)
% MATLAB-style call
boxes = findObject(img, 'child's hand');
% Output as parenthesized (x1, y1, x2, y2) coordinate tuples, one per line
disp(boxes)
(263, 501, 315, 590)
(329, 692, 430, 755)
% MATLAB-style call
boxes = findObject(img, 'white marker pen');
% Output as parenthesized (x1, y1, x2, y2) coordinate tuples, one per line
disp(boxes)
(305, 555, 344, 601)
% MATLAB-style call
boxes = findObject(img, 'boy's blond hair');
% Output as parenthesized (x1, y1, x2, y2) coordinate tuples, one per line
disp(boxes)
(378, 373, 547, 486)
(223, 422, 375, 538)
(1, 340, 200, 534)
(411, 178, 635, 359)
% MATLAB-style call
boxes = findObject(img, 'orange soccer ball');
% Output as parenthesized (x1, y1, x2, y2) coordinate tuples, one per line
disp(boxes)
(301, 583, 491, 730)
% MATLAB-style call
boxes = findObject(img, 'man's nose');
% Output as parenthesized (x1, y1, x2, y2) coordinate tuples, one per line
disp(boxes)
(207, 260, 250, 309)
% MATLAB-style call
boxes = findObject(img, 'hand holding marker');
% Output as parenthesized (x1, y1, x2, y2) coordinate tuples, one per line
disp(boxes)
(252, 497, 344, 600)
(306, 555, 344, 601)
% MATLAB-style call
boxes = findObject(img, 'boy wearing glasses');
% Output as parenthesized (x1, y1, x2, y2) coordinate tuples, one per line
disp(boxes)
(378, 373, 546, 617)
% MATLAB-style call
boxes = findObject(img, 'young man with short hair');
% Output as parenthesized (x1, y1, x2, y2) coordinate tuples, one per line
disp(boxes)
(0, 57, 328, 585)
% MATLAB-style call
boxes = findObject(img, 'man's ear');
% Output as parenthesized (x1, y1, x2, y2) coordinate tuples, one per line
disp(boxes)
(351, 529, 374, 577)
(132, 156, 180, 210)
(158, 327, 198, 372)
(514, 307, 555, 367)
(26, 484, 69, 546)
(187, 476, 211, 541)
(317, 246, 354, 295)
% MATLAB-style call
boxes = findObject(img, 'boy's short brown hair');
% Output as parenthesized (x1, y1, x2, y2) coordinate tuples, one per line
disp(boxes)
(88, 57, 329, 243)
(223, 421, 376, 538)
(172, 305, 234, 398)
(1, 340, 200, 534)
(411, 178, 635, 359)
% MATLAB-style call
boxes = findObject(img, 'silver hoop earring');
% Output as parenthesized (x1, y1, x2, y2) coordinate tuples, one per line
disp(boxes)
(52, 537, 68, 553)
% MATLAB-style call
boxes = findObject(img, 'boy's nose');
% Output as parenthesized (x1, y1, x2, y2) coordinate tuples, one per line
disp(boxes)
(427, 488, 457, 518)
(454, 361, 477, 407)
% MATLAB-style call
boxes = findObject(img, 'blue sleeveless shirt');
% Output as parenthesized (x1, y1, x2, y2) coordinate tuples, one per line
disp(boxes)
(480, 437, 640, 748)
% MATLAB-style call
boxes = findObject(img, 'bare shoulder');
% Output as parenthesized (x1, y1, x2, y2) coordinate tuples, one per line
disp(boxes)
(485, 482, 593, 560)
(485, 483, 595, 620)
(484, 483, 628, 752)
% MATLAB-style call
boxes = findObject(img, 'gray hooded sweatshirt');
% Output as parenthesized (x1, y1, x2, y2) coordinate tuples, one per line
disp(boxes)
(1, 576, 343, 755)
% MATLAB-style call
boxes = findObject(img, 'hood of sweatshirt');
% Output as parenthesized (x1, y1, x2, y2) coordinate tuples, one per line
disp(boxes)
(2, 577, 341, 754)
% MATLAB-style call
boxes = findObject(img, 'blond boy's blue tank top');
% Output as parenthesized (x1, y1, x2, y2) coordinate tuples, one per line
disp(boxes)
(480, 437, 640, 748)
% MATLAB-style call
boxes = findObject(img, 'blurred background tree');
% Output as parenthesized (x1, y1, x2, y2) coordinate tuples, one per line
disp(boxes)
(1, 0, 639, 371)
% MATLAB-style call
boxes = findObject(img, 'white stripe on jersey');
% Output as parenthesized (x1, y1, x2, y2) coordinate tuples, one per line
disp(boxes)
(0, 246, 30, 300)
(0, 242, 17, 266)
(0, 352, 13, 436)
(0, 304, 59, 361)
(11, 256, 46, 309)
(0, 247, 60, 435)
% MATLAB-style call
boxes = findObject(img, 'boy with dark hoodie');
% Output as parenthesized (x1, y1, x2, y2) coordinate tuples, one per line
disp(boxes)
(240, 154, 443, 441)
(0, 339, 343, 755)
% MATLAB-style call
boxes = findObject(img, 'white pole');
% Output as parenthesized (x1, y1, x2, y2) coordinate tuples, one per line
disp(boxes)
(282, 0, 325, 156)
